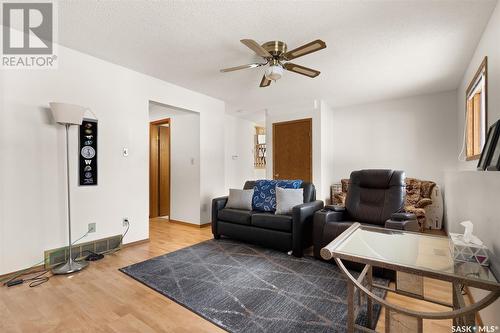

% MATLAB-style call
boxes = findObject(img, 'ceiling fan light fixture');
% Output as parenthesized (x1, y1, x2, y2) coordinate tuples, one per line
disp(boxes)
(265, 64, 284, 81)
(220, 39, 326, 87)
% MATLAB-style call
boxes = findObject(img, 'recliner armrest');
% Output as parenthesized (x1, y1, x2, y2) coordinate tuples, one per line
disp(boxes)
(385, 219, 419, 232)
(391, 212, 416, 221)
(313, 208, 347, 259)
(315, 208, 346, 223)
(324, 205, 346, 212)
(385, 212, 419, 232)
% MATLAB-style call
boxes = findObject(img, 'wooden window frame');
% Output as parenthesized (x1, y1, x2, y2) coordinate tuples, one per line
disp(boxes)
(465, 57, 488, 161)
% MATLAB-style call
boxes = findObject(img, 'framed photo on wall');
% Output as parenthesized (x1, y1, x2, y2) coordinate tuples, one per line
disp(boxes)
(485, 120, 500, 171)
(79, 119, 98, 185)
(477, 121, 500, 170)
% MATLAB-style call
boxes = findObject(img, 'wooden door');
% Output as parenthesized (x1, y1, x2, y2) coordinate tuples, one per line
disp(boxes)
(149, 119, 170, 218)
(272, 118, 312, 182)
(158, 125, 170, 216)
(149, 124, 159, 218)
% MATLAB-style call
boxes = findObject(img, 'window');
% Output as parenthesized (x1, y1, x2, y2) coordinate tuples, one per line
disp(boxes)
(465, 57, 488, 160)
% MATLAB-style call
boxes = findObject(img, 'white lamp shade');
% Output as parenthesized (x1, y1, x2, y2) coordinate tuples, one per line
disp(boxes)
(49, 102, 87, 125)
(265, 65, 284, 81)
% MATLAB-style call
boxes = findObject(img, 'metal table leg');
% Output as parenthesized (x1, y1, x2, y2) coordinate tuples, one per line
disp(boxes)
(348, 279, 355, 333)
(367, 265, 373, 328)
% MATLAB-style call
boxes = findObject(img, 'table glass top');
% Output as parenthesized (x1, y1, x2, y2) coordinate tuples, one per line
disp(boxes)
(333, 225, 498, 286)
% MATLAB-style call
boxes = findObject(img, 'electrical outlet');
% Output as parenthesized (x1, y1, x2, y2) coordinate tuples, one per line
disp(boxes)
(123, 218, 129, 227)
(88, 223, 96, 233)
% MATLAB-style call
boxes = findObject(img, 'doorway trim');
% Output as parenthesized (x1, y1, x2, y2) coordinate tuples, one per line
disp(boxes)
(272, 118, 313, 182)
(149, 118, 171, 218)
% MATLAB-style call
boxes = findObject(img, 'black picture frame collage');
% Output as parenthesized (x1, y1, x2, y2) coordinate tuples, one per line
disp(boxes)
(79, 119, 98, 185)
(477, 119, 500, 171)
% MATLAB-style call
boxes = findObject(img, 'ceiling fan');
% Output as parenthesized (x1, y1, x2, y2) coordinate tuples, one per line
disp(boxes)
(220, 39, 327, 87)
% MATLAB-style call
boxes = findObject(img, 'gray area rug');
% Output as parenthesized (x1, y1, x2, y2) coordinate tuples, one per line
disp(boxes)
(120, 239, 388, 333)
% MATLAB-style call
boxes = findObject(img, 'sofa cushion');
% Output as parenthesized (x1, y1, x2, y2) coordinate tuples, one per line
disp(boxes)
(251, 213, 292, 232)
(218, 208, 253, 225)
(252, 179, 303, 212)
(244, 180, 315, 203)
(226, 188, 254, 210)
(275, 187, 304, 215)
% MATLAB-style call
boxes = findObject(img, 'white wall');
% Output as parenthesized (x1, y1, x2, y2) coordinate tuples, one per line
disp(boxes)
(320, 100, 335, 204)
(0, 45, 225, 275)
(450, 2, 500, 325)
(199, 110, 226, 221)
(254, 168, 266, 180)
(224, 114, 261, 189)
(149, 104, 201, 224)
(331, 91, 458, 186)
(444, 171, 500, 325)
(457, 2, 500, 171)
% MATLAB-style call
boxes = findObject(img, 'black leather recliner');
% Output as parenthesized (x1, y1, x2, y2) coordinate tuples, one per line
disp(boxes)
(212, 181, 324, 257)
(313, 169, 418, 259)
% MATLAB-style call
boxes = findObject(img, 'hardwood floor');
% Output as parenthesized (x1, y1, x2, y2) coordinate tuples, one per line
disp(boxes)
(0, 219, 453, 332)
(0, 219, 223, 333)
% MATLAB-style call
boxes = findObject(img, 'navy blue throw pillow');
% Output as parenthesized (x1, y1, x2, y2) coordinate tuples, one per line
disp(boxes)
(252, 179, 303, 212)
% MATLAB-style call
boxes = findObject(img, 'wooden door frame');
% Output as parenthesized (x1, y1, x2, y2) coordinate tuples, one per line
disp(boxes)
(272, 118, 313, 181)
(149, 118, 171, 218)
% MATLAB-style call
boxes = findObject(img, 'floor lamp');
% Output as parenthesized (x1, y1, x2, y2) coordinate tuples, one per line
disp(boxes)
(50, 102, 89, 275)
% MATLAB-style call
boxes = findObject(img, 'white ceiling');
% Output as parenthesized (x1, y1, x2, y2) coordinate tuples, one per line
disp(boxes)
(58, 0, 497, 118)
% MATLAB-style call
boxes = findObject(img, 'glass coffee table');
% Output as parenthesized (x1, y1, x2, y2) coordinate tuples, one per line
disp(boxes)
(321, 223, 500, 333)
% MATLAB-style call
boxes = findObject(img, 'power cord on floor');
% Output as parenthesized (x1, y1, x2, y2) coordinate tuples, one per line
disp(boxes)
(1, 230, 90, 288)
(20, 269, 50, 287)
(2, 223, 129, 288)
(2, 260, 51, 288)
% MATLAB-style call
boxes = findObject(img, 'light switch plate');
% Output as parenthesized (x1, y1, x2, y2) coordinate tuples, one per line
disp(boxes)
(123, 148, 129, 157)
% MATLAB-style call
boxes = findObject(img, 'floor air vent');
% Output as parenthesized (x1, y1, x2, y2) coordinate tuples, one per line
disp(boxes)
(44, 235, 122, 269)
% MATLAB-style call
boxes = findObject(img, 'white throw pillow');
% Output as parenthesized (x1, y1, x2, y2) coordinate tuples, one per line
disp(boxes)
(275, 186, 304, 215)
(225, 189, 254, 210)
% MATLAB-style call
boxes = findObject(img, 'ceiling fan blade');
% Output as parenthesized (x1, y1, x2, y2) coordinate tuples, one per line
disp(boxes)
(220, 63, 266, 73)
(241, 39, 272, 58)
(283, 63, 321, 78)
(283, 39, 326, 60)
(260, 75, 271, 87)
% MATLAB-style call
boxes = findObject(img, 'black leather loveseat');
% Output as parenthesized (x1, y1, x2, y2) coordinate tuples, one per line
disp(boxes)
(212, 181, 324, 257)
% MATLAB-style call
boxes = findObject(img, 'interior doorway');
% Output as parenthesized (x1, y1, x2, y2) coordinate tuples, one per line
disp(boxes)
(272, 118, 312, 182)
(150, 118, 170, 218)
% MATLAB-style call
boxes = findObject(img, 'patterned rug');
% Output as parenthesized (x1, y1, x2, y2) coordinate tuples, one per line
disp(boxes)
(120, 239, 387, 333)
